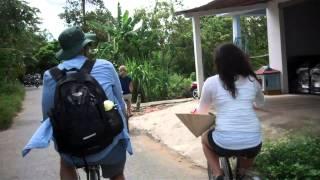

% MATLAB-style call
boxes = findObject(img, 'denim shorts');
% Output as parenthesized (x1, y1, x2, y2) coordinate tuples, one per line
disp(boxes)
(100, 140, 127, 178)
(207, 129, 262, 159)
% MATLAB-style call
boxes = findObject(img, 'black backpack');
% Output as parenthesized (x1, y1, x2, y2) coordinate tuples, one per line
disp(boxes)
(48, 60, 124, 157)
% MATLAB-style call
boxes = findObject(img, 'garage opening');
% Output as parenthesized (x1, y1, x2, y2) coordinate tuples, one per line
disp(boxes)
(282, 0, 320, 95)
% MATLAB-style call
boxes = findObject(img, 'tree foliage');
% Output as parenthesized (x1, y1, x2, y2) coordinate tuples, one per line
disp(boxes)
(0, 0, 45, 128)
(34, 41, 60, 75)
(57, 0, 269, 101)
(89, 3, 143, 63)
(59, 0, 105, 29)
(0, 0, 45, 82)
(0, 0, 40, 46)
(241, 16, 269, 70)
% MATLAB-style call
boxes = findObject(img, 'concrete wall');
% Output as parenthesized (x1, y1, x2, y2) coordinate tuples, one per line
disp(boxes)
(283, 0, 320, 58)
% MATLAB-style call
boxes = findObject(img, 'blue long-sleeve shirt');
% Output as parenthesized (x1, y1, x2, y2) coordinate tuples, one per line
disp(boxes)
(22, 55, 132, 165)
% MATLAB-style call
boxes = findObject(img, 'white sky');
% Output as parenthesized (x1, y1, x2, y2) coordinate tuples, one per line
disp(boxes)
(26, 0, 211, 39)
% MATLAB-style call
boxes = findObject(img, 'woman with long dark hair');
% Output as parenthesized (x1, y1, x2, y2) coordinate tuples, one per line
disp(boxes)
(197, 43, 264, 179)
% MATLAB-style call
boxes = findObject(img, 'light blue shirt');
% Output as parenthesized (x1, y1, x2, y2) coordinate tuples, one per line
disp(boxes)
(22, 55, 132, 165)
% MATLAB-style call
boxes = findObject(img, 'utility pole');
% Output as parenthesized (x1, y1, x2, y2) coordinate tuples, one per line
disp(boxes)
(82, 0, 86, 29)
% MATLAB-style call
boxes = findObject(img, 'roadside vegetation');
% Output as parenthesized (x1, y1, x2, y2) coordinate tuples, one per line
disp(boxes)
(0, 82, 25, 130)
(0, 0, 46, 129)
(256, 134, 320, 179)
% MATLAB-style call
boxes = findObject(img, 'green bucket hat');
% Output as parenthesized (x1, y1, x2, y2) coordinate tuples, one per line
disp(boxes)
(56, 26, 96, 60)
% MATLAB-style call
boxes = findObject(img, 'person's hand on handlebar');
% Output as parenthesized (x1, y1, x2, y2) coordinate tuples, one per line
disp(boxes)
(253, 104, 268, 112)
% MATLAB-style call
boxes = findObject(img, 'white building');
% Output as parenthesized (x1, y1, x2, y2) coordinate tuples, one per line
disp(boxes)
(176, 0, 320, 95)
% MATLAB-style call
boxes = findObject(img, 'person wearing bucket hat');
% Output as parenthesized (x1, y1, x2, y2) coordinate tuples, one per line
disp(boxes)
(23, 26, 132, 180)
(55, 26, 95, 60)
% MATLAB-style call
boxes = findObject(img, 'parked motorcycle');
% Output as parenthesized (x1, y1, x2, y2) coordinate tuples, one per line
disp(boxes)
(190, 81, 198, 99)
(296, 64, 310, 94)
(311, 64, 320, 94)
(23, 74, 41, 88)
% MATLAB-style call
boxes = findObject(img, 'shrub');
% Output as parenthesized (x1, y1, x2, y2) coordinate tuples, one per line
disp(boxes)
(125, 59, 161, 102)
(189, 72, 196, 81)
(168, 73, 192, 99)
(255, 135, 320, 179)
(0, 81, 25, 130)
(124, 59, 192, 102)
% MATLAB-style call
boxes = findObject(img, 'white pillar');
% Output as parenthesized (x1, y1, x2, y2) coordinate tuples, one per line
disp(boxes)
(232, 15, 242, 47)
(266, 1, 288, 93)
(192, 16, 204, 96)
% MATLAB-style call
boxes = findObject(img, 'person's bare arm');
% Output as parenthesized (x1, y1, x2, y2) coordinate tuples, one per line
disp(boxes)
(196, 78, 216, 114)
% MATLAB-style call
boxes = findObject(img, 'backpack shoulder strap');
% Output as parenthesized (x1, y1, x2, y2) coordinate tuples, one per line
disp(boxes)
(81, 59, 96, 74)
(49, 66, 65, 82)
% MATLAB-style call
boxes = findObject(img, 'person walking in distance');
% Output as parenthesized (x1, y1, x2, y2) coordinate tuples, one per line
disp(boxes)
(119, 65, 133, 117)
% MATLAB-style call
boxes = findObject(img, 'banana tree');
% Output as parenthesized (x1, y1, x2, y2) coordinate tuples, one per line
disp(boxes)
(88, 3, 142, 62)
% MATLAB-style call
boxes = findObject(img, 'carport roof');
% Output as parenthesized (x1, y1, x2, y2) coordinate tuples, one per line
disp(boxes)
(176, 0, 270, 16)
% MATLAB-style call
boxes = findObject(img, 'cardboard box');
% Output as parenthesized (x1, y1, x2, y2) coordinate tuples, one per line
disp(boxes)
(176, 113, 215, 137)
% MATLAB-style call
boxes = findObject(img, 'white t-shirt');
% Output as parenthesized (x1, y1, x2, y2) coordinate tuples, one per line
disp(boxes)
(197, 75, 264, 150)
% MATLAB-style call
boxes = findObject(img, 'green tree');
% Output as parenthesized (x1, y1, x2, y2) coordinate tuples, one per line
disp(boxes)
(89, 3, 142, 63)
(59, 0, 105, 30)
(241, 16, 269, 70)
(200, 16, 233, 77)
(0, 0, 44, 81)
(167, 14, 194, 75)
(0, 0, 46, 129)
(85, 9, 115, 42)
(34, 41, 60, 75)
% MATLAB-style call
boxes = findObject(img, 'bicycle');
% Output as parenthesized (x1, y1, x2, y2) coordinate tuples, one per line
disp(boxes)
(207, 156, 240, 180)
(80, 164, 101, 180)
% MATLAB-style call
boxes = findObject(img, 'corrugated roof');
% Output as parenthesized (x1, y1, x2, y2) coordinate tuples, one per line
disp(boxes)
(176, 0, 270, 16)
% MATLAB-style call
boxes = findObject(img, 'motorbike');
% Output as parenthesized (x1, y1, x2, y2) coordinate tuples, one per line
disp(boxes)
(190, 81, 198, 99)
(296, 64, 310, 94)
(311, 64, 320, 94)
(23, 74, 41, 88)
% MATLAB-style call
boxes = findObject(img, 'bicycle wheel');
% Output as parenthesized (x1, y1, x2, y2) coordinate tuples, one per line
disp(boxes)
(207, 161, 214, 180)
(220, 157, 233, 179)
(87, 166, 100, 180)
(192, 89, 198, 99)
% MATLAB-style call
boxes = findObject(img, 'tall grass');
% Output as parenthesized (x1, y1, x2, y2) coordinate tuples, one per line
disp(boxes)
(0, 81, 25, 130)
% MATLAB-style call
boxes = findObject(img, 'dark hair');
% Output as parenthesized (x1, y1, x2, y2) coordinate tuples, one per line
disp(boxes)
(214, 43, 259, 98)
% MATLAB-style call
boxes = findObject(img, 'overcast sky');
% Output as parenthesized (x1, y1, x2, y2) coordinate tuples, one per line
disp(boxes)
(26, 0, 211, 39)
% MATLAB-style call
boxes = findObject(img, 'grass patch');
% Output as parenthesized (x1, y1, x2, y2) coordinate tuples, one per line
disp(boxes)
(0, 81, 25, 130)
(255, 134, 320, 179)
